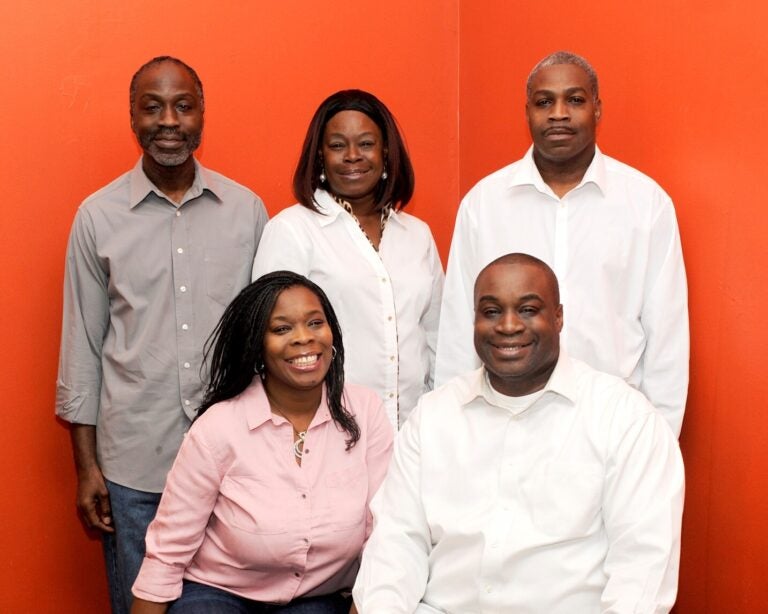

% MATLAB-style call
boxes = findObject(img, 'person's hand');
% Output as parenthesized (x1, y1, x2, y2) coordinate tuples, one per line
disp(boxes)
(131, 597, 169, 614)
(76, 464, 114, 533)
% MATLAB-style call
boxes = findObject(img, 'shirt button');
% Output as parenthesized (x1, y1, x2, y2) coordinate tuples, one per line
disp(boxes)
(486, 585, 493, 593)
(183, 362, 190, 369)
(184, 400, 191, 406)
(177, 247, 184, 254)
(181, 324, 189, 330)
(381, 277, 387, 283)
(294, 572, 301, 578)
(388, 393, 394, 399)
(179, 285, 187, 293)
(388, 315, 393, 321)
(389, 355, 395, 361)
(301, 493, 307, 499)
(303, 538, 309, 544)
(175, 211, 181, 217)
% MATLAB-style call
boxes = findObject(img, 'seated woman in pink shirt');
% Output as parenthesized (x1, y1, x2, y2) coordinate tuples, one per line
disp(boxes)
(131, 271, 393, 613)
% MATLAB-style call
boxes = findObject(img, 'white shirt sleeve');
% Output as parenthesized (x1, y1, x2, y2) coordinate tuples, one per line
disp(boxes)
(353, 405, 431, 613)
(601, 401, 685, 612)
(251, 214, 311, 281)
(638, 196, 689, 436)
(434, 195, 481, 386)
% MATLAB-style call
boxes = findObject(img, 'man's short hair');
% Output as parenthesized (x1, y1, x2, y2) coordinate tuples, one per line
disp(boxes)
(526, 51, 599, 102)
(129, 56, 205, 112)
(477, 253, 561, 305)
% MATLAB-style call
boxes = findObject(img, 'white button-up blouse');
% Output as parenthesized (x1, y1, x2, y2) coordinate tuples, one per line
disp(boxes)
(253, 190, 444, 427)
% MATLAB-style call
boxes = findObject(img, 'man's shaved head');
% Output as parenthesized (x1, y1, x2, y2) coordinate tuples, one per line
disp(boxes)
(475, 253, 560, 305)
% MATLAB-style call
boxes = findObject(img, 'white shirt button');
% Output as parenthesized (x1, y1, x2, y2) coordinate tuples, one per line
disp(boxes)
(183, 362, 190, 369)
(179, 285, 187, 292)
(177, 247, 184, 254)
(181, 324, 189, 330)
(390, 356, 395, 361)
(184, 399, 191, 406)
(175, 211, 181, 217)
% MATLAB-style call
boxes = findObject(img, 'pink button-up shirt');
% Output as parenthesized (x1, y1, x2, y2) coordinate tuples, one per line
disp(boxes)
(132, 379, 393, 603)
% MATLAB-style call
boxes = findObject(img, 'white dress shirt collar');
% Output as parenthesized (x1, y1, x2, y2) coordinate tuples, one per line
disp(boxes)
(458, 350, 579, 413)
(312, 188, 406, 229)
(507, 145, 608, 198)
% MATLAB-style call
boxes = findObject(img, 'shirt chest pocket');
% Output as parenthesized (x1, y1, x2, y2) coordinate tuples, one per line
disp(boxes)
(217, 475, 288, 535)
(204, 247, 251, 307)
(520, 462, 603, 539)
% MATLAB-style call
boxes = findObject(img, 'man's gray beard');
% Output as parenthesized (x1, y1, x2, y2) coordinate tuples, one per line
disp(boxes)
(141, 132, 202, 167)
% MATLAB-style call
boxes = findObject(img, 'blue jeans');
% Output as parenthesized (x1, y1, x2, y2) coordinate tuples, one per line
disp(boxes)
(168, 581, 352, 614)
(102, 480, 162, 614)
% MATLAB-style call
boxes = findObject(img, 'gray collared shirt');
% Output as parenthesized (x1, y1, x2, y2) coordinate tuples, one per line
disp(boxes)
(56, 158, 267, 491)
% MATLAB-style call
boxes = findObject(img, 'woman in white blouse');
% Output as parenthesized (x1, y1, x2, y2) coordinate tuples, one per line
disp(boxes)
(253, 90, 444, 428)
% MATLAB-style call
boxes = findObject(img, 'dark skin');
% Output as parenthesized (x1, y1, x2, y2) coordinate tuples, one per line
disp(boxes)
(130, 61, 204, 203)
(321, 110, 387, 248)
(133, 290, 333, 613)
(72, 62, 204, 538)
(473, 260, 563, 396)
(78, 63, 205, 614)
(525, 63, 602, 198)
(262, 287, 334, 466)
(71, 424, 113, 533)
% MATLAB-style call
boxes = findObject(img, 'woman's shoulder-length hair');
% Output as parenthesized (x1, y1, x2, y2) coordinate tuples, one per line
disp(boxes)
(293, 89, 415, 212)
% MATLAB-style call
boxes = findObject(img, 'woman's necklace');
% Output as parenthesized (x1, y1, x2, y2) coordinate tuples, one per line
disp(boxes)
(332, 194, 391, 252)
(266, 392, 312, 461)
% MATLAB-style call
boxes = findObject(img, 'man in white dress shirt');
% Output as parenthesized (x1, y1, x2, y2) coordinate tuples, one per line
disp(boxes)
(435, 50, 689, 436)
(354, 254, 684, 613)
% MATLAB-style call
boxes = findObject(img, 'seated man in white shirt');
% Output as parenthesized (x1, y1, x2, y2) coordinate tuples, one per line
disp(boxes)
(353, 253, 685, 614)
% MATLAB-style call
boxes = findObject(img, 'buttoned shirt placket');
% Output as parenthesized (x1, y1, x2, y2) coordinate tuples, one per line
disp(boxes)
(339, 210, 400, 427)
(168, 186, 204, 421)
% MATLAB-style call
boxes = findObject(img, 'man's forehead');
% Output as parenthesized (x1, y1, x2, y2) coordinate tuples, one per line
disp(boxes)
(135, 62, 196, 91)
(530, 64, 591, 91)
(475, 262, 551, 296)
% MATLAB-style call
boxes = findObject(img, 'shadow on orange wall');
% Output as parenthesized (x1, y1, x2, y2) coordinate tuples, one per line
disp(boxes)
(1, 0, 767, 611)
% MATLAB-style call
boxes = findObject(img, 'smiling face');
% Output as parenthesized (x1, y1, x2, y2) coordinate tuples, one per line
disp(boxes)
(263, 285, 334, 398)
(526, 63, 601, 166)
(473, 261, 563, 396)
(321, 110, 385, 210)
(130, 61, 203, 167)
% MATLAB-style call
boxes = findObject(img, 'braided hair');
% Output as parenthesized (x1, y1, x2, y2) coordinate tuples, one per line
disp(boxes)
(198, 271, 360, 449)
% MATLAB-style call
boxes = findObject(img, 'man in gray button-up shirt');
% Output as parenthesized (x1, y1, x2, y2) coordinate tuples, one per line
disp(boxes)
(55, 56, 267, 613)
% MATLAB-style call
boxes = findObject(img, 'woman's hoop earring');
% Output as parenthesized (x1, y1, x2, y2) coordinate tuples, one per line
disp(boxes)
(331, 346, 337, 360)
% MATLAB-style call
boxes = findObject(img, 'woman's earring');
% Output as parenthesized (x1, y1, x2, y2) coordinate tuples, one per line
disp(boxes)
(331, 346, 337, 360)
(255, 363, 266, 380)
(319, 168, 327, 183)
(381, 169, 388, 180)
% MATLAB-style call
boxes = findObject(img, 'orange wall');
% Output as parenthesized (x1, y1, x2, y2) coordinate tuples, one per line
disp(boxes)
(1, 0, 766, 611)
(458, 2, 768, 611)
(0, 2, 458, 610)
